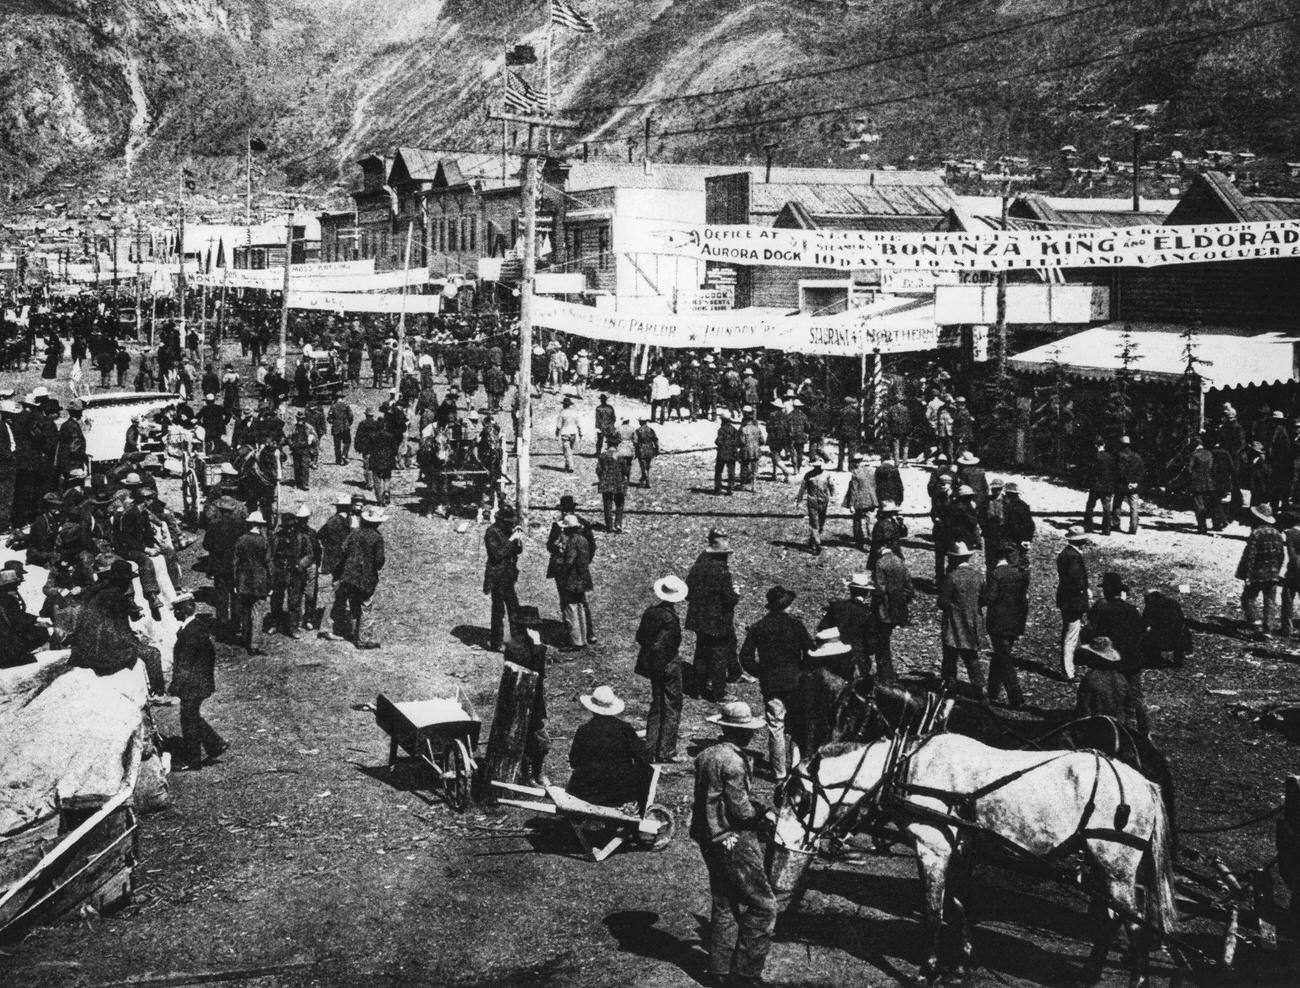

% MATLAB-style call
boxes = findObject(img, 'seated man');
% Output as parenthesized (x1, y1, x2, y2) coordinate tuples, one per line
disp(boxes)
(567, 686, 651, 809)
(0, 566, 52, 667)
(70, 558, 166, 696)
(1075, 636, 1149, 737)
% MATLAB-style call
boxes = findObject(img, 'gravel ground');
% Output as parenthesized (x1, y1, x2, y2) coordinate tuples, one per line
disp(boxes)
(4, 348, 1298, 987)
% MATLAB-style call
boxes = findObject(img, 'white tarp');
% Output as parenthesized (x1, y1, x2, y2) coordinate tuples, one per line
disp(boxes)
(1008, 324, 1300, 389)
(532, 294, 940, 355)
(190, 267, 433, 293)
(619, 217, 1300, 272)
(288, 291, 442, 315)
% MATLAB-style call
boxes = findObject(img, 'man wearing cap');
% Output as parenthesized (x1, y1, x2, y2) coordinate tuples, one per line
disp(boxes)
(169, 594, 226, 771)
(1075, 637, 1148, 735)
(55, 399, 87, 482)
(595, 442, 628, 535)
(713, 412, 740, 496)
(593, 394, 616, 456)
(567, 686, 652, 808)
(636, 576, 686, 763)
(483, 504, 524, 651)
(738, 586, 815, 782)
(270, 506, 319, 639)
(1114, 437, 1146, 535)
(328, 396, 354, 466)
(843, 453, 878, 552)
(985, 543, 1029, 708)
(690, 700, 777, 987)
(796, 462, 832, 556)
(686, 529, 741, 703)
(233, 511, 273, 655)
(0, 566, 52, 668)
(1237, 503, 1285, 638)
(1083, 437, 1118, 536)
(819, 574, 877, 684)
(1056, 526, 1091, 679)
(632, 415, 660, 489)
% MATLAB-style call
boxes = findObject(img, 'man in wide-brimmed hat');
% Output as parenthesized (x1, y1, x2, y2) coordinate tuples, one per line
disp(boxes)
(686, 527, 741, 702)
(1114, 435, 1147, 534)
(796, 462, 832, 556)
(1056, 525, 1091, 679)
(567, 686, 651, 808)
(1074, 636, 1148, 735)
(938, 541, 987, 701)
(818, 573, 876, 684)
(738, 585, 814, 782)
(985, 542, 1030, 708)
(691, 700, 777, 986)
(1238, 502, 1285, 638)
(635, 575, 687, 763)
(233, 510, 273, 655)
(327, 506, 386, 649)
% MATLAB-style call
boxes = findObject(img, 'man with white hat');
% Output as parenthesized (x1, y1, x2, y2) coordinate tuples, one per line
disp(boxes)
(690, 700, 777, 987)
(635, 575, 686, 762)
(938, 541, 987, 702)
(567, 686, 651, 808)
(327, 506, 386, 649)
(270, 504, 319, 639)
(233, 511, 273, 655)
(1056, 526, 1091, 678)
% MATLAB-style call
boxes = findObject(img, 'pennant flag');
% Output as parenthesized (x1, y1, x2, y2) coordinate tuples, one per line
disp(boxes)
(249, 136, 268, 152)
(503, 71, 548, 114)
(550, 0, 597, 33)
(505, 44, 537, 66)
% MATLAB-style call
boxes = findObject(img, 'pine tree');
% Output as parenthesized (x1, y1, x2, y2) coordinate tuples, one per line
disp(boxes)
(1107, 323, 1139, 441)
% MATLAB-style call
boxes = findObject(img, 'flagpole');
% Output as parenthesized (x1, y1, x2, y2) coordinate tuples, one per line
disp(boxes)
(246, 129, 253, 228)
(396, 221, 413, 391)
(279, 207, 292, 374)
(502, 36, 509, 183)
(177, 169, 186, 336)
(545, 20, 553, 154)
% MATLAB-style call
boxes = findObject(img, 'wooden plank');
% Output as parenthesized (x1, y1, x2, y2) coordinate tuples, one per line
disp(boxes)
(481, 662, 538, 796)
(545, 785, 639, 824)
(497, 798, 558, 815)
(489, 780, 547, 797)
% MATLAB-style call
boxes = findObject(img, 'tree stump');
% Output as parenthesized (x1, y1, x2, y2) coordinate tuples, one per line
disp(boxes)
(482, 661, 538, 801)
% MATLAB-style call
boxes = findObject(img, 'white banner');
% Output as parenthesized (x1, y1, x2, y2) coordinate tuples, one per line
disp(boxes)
(287, 291, 442, 315)
(532, 295, 942, 355)
(191, 267, 433, 292)
(619, 217, 1300, 272)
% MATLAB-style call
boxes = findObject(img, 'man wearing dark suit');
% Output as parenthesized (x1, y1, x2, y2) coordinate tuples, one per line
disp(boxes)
(1083, 437, 1117, 535)
(874, 450, 904, 509)
(1056, 526, 1091, 679)
(817, 573, 876, 683)
(482, 503, 524, 651)
(169, 595, 226, 771)
(202, 498, 244, 630)
(331, 506, 386, 648)
(842, 454, 878, 551)
(1086, 571, 1149, 733)
(685, 528, 740, 702)
(738, 585, 814, 782)
(938, 542, 987, 701)
(873, 545, 913, 683)
(1185, 435, 1218, 535)
(232, 511, 273, 655)
(985, 544, 1029, 708)
(713, 413, 740, 495)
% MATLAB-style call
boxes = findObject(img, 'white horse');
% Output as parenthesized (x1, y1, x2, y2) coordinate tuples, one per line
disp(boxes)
(770, 734, 1178, 987)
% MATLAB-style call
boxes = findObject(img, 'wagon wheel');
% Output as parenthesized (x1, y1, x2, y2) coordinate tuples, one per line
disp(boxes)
(639, 804, 675, 851)
(444, 739, 472, 812)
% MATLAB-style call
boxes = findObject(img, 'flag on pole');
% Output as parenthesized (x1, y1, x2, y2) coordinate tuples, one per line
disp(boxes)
(503, 71, 549, 113)
(550, 0, 597, 33)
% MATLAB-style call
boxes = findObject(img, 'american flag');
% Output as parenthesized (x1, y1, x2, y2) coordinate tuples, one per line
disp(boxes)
(550, 0, 597, 34)
(504, 71, 548, 114)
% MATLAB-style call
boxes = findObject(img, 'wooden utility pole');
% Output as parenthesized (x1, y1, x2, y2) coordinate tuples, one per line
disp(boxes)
(993, 184, 1010, 375)
(133, 219, 143, 342)
(1132, 125, 1148, 213)
(278, 208, 293, 373)
(396, 221, 414, 390)
(177, 170, 187, 334)
(517, 152, 539, 526)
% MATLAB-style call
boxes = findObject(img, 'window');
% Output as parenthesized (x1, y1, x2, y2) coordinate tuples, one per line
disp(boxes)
(469, 217, 478, 253)
(511, 218, 520, 246)
(437, 218, 446, 253)
(568, 227, 584, 265)
(598, 225, 610, 269)
(449, 217, 458, 252)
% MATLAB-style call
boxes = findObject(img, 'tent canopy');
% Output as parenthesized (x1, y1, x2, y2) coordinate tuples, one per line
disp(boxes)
(1008, 323, 1300, 390)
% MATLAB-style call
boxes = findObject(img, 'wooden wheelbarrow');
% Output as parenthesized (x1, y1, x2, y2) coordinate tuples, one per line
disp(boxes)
(491, 764, 675, 862)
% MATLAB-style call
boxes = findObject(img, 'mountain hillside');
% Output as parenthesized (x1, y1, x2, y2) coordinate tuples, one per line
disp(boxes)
(1, 0, 1298, 200)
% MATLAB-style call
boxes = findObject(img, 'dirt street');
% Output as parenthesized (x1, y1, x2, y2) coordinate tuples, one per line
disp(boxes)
(5, 360, 1298, 987)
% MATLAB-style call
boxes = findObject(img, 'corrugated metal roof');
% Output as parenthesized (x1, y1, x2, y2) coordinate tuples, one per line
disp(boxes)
(1010, 323, 1300, 389)
(754, 181, 955, 218)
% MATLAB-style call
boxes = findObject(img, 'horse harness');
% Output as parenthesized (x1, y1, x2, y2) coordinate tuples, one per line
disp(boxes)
(885, 739, 1151, 860)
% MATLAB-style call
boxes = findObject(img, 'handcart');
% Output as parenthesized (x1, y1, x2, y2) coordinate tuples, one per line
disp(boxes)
(490, 764, 675, 862)
(375, 690, 480, 812)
